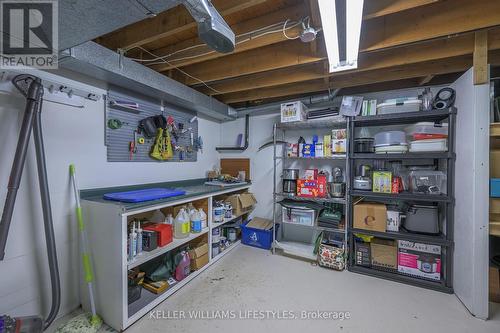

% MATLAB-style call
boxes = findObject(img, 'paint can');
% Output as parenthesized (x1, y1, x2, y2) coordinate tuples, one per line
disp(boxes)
(227, 228, 237, 242)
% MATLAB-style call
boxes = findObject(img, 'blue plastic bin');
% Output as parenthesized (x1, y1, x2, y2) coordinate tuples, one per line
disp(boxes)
(241, 220, 275, 250)
(491, 179, 500, 198)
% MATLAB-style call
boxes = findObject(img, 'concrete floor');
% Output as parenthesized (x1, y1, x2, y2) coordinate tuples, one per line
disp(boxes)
(52, 244, 500, 333)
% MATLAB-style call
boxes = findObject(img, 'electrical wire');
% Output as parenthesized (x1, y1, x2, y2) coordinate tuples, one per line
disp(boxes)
(122, 17, 307, 93)
(131, 45, 223, 94)
(282, 19, 300, 40)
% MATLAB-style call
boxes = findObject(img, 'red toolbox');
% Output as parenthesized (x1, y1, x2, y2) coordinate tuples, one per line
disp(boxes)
(143, 223, 173, 247)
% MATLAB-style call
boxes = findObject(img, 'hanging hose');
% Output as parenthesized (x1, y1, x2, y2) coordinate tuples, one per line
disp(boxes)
(0, 75, 61, 330)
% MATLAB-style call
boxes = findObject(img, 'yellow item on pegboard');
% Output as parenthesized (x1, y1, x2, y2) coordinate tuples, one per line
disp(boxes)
(150, 128, 173, 161)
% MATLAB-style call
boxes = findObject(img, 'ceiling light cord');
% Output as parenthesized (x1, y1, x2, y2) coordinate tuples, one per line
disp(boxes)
(283, 19, 300, 40)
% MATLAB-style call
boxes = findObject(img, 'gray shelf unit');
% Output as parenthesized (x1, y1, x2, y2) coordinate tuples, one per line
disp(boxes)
(347, 107, 457, 294)
(272, 116, 351, 261)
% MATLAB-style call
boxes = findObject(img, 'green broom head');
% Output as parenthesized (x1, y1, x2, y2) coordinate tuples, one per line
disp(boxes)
(56, 313, 103, 333)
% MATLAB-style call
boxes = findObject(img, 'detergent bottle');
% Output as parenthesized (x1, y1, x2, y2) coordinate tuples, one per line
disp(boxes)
(190, 209, 202, 233)
(199, 208, 207, 229)
(174, 251, 191, 281)
(174, 208, 190, 239)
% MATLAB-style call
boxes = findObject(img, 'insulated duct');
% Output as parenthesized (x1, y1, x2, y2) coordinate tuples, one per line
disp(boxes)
(183, 0, 236, 53)
(59, 42, 236, 121)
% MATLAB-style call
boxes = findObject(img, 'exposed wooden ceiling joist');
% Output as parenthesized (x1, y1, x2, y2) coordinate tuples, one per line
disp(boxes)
(363, 0, 440, 20)
(168, 39, 326, 85)
(149, 2, 308, 72)
(361, 0, 500, 52)
(195, 28, 500, 95)
(96, 0, 270, 51)
(218, 55, 476, 104)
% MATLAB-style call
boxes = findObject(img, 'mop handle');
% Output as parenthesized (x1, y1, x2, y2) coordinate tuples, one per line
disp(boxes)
(69, 164, 99, 322)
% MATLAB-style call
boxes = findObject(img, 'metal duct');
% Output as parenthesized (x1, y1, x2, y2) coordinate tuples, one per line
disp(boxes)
(183, 0, 236, 53)
(59, 0, 181, 50)
(59, 41, 236, 121)
(236, 89, 342, 116)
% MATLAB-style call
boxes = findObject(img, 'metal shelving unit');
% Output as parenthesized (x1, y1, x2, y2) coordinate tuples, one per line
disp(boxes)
(272, 116, 350, 262)
(347, 107, 456, 293)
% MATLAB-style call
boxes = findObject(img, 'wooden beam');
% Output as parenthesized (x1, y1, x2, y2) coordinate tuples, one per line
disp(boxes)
(474, 30, 488, 85)
(308, 0, 322, 55)
(166, 39, 326, 85)
(96, 0, 269, 51)
(196, 29, 500, 95)
(419, 75, 435, 86)
(361, 0, 500, 52)
(363, 0, 440, 20)
(217, 55, 473, 104)
(149, 3, 307, 72)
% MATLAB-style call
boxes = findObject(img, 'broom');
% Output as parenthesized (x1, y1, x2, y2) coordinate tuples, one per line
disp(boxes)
(57, 165, 102, 333)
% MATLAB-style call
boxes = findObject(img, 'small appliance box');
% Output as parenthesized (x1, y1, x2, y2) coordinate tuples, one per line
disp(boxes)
(332, 139, 347, 154)
(297, 177, 327, 198)
(286, 143, 298, 157)
(371, 239, 397, 269)
(281, 101, 307, 123)
(353, 203, 387, 232)
(373, 171, 392, 193)
(323, 135, 332, 157)
(398, 240, 442, 281)
(143, 223, 172, 247)
(304, 168, 318, 180)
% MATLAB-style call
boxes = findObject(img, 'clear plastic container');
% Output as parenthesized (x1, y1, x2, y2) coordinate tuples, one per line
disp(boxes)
(174, 208, 190, 238)
(281, 207, 316, 226)
(406, 122, 448, 137)
(409, 139, 447, 152)
(409, 170, 447, 195)
(374, 131, 407, 147)
(377, 98, 421, 114)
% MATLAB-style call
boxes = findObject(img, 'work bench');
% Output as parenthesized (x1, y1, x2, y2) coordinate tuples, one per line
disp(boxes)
(80, 179, 251, 330)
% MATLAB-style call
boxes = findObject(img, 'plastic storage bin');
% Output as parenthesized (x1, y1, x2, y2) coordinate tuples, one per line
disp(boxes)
(491, 179, 500, 197)
(377, 98, 422, 114)
(409, 170, 447, 195)
(406, 122, 449, 140)
(281, 207, 316, 226)
(374, 131, 407, 147)
(409, 139, 447, 152)
(241, 221, 275, 250)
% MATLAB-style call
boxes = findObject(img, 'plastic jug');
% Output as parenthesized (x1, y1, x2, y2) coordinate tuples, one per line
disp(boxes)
(165, 214, 174, 225)
(190, 210, 202, 233)
(187, 203, 196, 217)
(174, 208, 190, 238)
(199, 208, 207, 229)
(174, 251, 191, 281)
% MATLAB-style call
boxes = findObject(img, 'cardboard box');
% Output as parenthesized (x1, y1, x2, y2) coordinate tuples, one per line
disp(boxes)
(226, 192, 257, 216)
(331, 129, 347, 139)
(286, 143, 298, 157)
(281, 101, 307, 123)
(315, 143, 324, 157)
(303, 143, 315, 157)
(371, 239, 397, 269)
(189, 242, 209, 271)
(373, 171, 392, 193)
(490, 267, 500, 303)
(491, 149, 500, 178)
(304, 169, 318, 180)
(246, 217, 273, 230)
(323, 135, 332, 157)
(332, 139, 346, 154)
(398, 240, 442, 281)
(297, 177, 327, 198)
(353, 203, 387, 232)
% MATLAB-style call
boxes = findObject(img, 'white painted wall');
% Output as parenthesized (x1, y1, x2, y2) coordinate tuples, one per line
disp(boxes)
(0, 70, 222, 321)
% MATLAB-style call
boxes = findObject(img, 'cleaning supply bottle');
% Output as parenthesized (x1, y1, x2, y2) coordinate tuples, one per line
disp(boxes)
(187, 202, 196, 217)
(199, 208, 207, 229)
(136, 222, 143, 255)
(174, 251, 191, 281)
(190, 209, 202, 233)
(165, 213, 174, 225)
(128, 223, 137, 260)
(174, 208, 190, 238)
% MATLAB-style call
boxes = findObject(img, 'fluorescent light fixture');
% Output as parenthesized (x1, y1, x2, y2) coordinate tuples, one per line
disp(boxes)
(318, 0, 364, 72)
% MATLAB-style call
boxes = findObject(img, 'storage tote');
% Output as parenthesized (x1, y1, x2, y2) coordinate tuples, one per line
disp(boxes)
(241, 220, 275, 250)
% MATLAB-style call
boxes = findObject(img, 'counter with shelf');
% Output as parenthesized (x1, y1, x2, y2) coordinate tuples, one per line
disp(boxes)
(80, 179, 251, 331)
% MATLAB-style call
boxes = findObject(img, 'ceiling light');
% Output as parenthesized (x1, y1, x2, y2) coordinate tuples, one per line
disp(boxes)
(318, 0, 364, 72)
